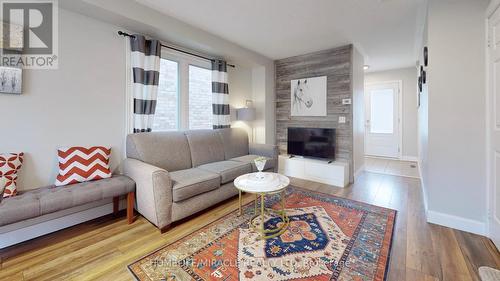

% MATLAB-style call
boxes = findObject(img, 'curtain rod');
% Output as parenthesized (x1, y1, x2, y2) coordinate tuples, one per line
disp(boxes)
(118, 31, 235, 68)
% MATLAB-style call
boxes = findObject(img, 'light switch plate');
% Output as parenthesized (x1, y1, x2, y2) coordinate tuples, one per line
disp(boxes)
(339, 116, 346, 123)
(342, 98, 352, 105)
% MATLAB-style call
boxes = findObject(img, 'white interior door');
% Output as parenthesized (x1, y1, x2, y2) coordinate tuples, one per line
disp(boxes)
(487, 5, 500, 249)
(365, 81, 401, 158)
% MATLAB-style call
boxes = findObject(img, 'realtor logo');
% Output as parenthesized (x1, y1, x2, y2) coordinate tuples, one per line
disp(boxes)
(1, 0, 58, 69)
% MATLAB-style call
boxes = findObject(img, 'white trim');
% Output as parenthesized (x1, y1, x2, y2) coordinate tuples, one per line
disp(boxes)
(365, 155, 418, 162)
(0, 203, 119, 249)
(354, 164, 365, 180)
(364, 80, 403, 159)
(398, 80, 403, 159)
(421, 140, 486, 237)
(486, 13, 494, 246)
(486, 6, 500, 249)
(401, 155, 419, 162)
(364, 155, 398, 160)
(180, 58, 189, 129)
(427, 210, 487, 236)
(418, 159, 428, 212)
(158, 48, 212, 131)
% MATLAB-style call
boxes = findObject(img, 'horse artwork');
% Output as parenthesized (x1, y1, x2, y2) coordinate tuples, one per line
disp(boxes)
(290, 76, 327, 116)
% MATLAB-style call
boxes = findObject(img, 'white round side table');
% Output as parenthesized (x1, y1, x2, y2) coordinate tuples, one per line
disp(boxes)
(234, 172, 290, 239)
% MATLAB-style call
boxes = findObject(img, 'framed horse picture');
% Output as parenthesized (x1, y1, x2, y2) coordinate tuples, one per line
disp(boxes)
(290, 76, 327, 116)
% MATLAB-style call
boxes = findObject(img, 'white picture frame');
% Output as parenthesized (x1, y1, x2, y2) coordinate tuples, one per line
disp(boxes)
(291, 76, 327, 116)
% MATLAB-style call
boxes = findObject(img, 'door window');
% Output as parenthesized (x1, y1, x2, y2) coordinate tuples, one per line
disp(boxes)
(370, 89, 394, 134)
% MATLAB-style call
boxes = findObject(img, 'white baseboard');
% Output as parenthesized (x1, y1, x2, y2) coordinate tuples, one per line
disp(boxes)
(401, 155, 419, 162)
(354, 164, 365, 179)
(417, 160, 485, 236)
(417, 160, 428, 212)
(427, 210, 486, 236)
(0, 203, 116, 249)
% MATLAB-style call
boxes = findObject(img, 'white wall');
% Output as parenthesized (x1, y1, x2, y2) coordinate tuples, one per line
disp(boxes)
(61, 0, 276, 144)
(418, 19, 429, 211)
(365, 67, 419, 159)
(228, 66, 271, 144)
(228, 66, 253, 138)
(1, 8, 266, 191)
(352, 47, 365, 177)
(421, 0, 488, 234)
(264, 65, 276, 145)
(1, 9, 127, 191)
(252, 66, 269, 144)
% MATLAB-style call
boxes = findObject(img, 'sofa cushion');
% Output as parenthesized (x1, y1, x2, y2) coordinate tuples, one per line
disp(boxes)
(0, 192, 40, 226)
(170, 168, 220, 202)
(197, 161, 252, 184)
(185, 130, 225, 167)
(127, 132, 192, 172)
(38, 176, 136, 215)
(231, 155, 276, 172)
(0, 176, 135, 227)
(216, 128, 249, 159)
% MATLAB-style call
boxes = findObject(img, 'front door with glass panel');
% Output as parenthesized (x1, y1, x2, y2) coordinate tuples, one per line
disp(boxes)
(365, 81, 400, 158)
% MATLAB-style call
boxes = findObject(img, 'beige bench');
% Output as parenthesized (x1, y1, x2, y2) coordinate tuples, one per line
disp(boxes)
(0, 175, 135, 248)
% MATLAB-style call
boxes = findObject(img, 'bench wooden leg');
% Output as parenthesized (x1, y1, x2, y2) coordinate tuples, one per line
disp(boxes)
(112, 196, 119, 215)
(127, 191, 135, 224)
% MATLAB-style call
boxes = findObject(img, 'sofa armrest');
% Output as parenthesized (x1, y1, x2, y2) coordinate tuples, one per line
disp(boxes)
(122, 158, 172, 229)
(249, 143, 279, 172)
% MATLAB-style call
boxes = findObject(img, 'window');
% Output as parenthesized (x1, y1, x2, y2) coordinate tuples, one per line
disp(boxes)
(369, 88, 394, 134)
(152, 59, 179, 131)
(152, 49, 212, 131)
(189, 65, 212, 129)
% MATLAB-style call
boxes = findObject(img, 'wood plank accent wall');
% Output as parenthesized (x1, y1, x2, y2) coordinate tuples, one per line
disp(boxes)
(275, 45, 354, 180)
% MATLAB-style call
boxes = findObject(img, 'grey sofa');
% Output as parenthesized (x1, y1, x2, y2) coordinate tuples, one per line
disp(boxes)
(123, 128, 278, 231)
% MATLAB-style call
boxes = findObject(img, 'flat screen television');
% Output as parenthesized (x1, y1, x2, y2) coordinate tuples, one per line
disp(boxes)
(287, 127, 336, 160)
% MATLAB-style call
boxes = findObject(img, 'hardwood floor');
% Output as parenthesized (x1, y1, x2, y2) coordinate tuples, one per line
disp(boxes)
(0, 171, 499, 280)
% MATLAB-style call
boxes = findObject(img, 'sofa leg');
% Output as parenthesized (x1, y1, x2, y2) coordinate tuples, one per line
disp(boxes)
(127, 191, 135, 224)
(113, 196, 119, 215)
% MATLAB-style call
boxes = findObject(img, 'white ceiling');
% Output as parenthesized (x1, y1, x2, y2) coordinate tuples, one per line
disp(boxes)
(136, 0, 424, 72)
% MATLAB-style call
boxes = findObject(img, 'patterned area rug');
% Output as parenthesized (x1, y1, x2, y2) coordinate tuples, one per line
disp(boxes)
(128, 187, 396, 281)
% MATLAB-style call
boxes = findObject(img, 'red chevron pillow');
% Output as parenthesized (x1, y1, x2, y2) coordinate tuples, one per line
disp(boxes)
(0, 152, 24, 198)
(55, 146, 112, 187)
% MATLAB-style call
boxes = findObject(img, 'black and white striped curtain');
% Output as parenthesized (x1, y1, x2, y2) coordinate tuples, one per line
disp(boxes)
(212, 60, 230, 129)
(130, 34, 161, 133)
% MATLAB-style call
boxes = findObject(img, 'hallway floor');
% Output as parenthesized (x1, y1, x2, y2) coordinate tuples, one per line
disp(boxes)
(365, 156, 420, 178)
